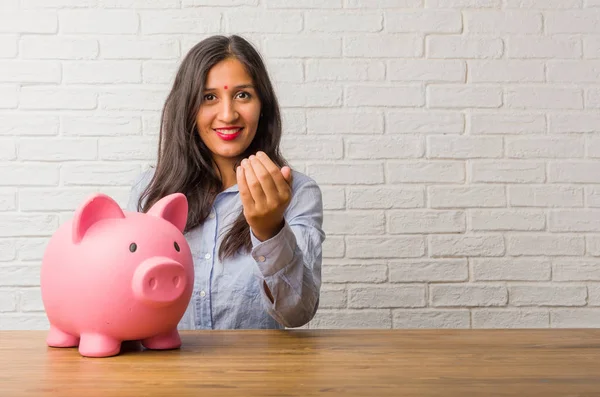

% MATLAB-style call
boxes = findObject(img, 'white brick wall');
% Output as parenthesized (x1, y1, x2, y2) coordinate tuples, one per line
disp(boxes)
(1, 1, 599, 331)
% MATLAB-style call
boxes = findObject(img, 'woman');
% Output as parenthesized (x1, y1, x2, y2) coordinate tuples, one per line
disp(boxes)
(126, 35, 325, 330)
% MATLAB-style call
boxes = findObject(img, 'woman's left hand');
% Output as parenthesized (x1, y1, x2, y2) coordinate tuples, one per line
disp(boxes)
(237, 151, 293, 242)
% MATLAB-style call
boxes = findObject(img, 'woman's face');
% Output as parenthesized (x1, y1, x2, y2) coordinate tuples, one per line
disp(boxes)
(196, 57, 262, 170)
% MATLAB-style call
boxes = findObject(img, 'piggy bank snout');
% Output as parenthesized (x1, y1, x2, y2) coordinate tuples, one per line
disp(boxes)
(132, 257, 187, 307)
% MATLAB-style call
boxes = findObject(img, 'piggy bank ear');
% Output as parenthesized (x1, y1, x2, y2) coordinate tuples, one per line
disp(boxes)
(147, 193, 188, 233)
(73, 193, 125, 244)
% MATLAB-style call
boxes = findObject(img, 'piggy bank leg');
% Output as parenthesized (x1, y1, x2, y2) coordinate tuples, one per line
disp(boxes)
(141, 329, 181, 350)
(78, 333, 122, 358)
(47, 325, 79, 348)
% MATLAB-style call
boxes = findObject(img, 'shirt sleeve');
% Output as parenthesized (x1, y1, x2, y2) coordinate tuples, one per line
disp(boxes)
(249, 177, 325, 328)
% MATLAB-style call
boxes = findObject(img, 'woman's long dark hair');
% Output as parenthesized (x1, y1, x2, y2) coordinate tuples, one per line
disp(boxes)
(137, 35, 288, 261)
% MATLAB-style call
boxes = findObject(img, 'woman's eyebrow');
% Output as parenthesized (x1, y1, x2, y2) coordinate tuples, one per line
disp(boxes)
(204, 84, 255, 91)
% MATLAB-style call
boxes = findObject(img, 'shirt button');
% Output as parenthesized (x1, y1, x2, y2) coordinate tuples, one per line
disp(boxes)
(200, 290, 206, 297)
(208, 212, 215, 219)
(205, 253, 211, 260)
(258, 255, 266, 262)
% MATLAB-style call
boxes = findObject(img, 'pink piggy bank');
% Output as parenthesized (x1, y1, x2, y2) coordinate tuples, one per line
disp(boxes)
(40, 192, 194, 358)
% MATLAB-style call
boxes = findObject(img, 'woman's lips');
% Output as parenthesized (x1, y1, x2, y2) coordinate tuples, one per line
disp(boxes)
(214, 127, 242, 141)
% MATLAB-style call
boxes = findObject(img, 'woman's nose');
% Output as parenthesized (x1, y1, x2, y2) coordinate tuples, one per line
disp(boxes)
(219, 100, 238, 122)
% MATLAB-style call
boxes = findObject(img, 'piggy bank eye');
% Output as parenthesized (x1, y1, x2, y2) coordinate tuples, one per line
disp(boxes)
(129, 243, 137, 253)
(174, 241, 180, 252)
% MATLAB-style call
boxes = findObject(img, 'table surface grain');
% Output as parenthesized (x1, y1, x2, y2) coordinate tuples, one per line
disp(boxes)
(2, 329, 600, 396)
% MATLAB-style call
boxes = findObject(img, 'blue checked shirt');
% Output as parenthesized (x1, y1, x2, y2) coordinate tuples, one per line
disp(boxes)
(126, 168, 324, 330)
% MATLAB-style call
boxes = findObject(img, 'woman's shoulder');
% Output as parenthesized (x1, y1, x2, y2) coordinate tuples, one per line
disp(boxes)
(289, 169, 320, 193)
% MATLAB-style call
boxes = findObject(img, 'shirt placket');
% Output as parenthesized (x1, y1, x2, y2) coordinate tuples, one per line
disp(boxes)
(195, 206, 217, 329)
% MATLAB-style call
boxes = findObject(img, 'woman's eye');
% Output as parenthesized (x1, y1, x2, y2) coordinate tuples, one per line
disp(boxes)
(237, 92, 250, 99)
(203, 94, 216, 101)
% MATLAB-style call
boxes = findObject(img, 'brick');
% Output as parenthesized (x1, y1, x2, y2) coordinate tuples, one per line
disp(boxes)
(346, 236, 425, 259)
(0, 11, 57, 33)
(100, 38, 179, 59)
(349, 285, 425, 308)
(464, 11, 542, 34)
(320, 285, 347, 309)
(0, 164, 59, 186)
(306, 11, 381, 32)
(278, 83, 342, 107)
(553, 259, 600, 281)
(346, 85, 424, 107)
(588, 284, 600, 305)
(506, 137, 584, 158)
(0, 266, 41, 286)
(228, 11, 303, 33)
(425, 0, 500, 6)
(266, 0, 340, 6)
(510, 285, 586, 306)
(470, 210, 546, 231)
(62, 115, 141, 136)
(586, 186, 600, 207)
(99, 88, 168, 111)
(393, 309, 470, 329)
(64, 61, 141, 84)
(320, 187, 345, 210)
(386, 11, 462, 33)
(549, 161, 600, 183)
(388, 210, 465, 234)
(507, 87, 583, 109)
(387, 111, 464, 134)
(265, 60, 303, 83)
(20, 288, 44, 312)
(470, 113, 546, 135)
(587, 0, 600, 5)
(547, 61, 600, 83)
(348, 187, 424, 209)
(282, 137, 342, 160)
(0, 214, 58, 237)
(508, 35, 582, 59)
(307, 109, 383, 134)
(323, 264, 387, 284)
(586, 89, 600, 108)
(140, 10, 221, 34)
(308, 163, 383, 185)
(506, 234, 584, 256)
(584, 36, 600, 58)
(0, 190, 16, 212)
(19, 188, 98, 211)
(431, 284, 507, 307)
(389, 60, 465, 82)
(344, 34, 422, 58)
(427, 85, 502, 108)
(309, 309, 392, 329)
(389, 259, 467, 282)
(347, 0, 422, 6)
(346, 136, 423, 159)
(388, 161, 465, 183)
(549, 113, 600, 133)
(430, 235, 505, 257)
(281, 109, 305, 135)
(0, 35, 17, 58)
(0, 139, 15, 160)
(22, 37, 99, 59)
(587, 136, 600, 157)
(306, 60, 384, 82)
(429, 186, 506, 208)
(19, 138, 97, 161)
(20, 87, 97, 110)
(61, 163, 141, 186)
(142, 61, 178, 84)
(322, 236, 344, 258)
(427, 36, 503, 59)
(0, 239, 16, 261)
(550, 210, 600, 232)
(98, 137, 157, 161)
(142, 114, 161, 136)
(15, 238, 50, 261)
(552, 309, 600, 328)
(0, 291, 17, 312)
(0, 61, 61, 83)
(505, 0, 581, 6)
(23, 0, 97, 6)
(472, 309, 549, 328)
(324, 211, 385, 235)
(546, 10, 600, 34)
(470, 161, 545, 183)
(509, 185, 583, 207)
(0, 86, 17, 108)
(103, 0, 180, 6)
(60, 10, 137, 34)
(472, 258, 551, 281)
(428, 136, 502, 159)
(264, 36, 341, 58)
(0, 314, 49, 330)
(468, 60, 544, 82)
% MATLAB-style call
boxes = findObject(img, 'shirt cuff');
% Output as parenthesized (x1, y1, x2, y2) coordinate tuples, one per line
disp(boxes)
(250, 220, 296, 278)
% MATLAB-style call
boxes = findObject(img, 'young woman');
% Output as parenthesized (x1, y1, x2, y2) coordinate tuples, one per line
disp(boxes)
(126, 35, 324, 330)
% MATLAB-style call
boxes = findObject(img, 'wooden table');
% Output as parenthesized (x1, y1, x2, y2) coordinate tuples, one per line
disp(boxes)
(2, 329, 600, 396)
